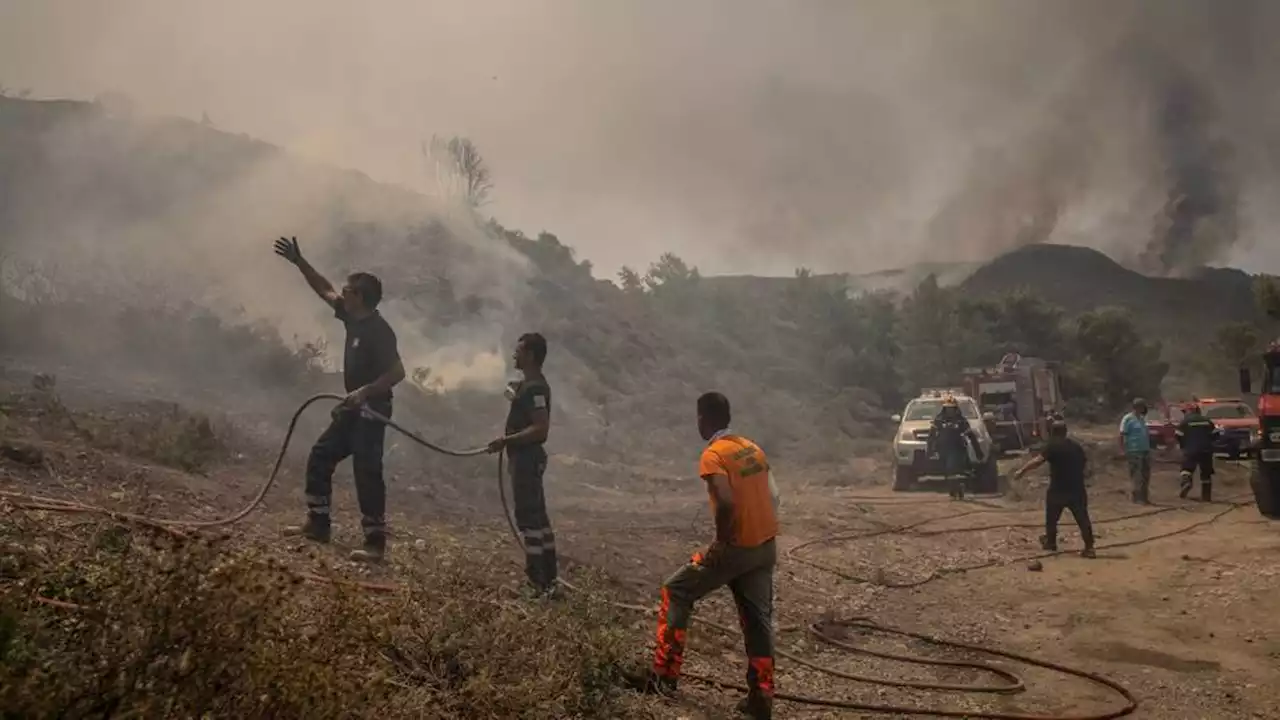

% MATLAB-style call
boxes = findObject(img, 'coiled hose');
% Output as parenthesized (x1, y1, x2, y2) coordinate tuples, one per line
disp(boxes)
(7, 393, 1206, 718)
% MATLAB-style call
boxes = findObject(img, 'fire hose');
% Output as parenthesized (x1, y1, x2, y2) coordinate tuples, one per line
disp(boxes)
(11, 393, 1257, 718)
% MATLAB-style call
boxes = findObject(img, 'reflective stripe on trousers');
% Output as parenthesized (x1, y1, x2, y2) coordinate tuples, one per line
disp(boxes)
(652, 540, 776, 696)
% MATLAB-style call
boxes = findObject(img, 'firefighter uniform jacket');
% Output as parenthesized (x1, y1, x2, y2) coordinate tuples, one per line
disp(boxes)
(1176, 410, 1220, 455)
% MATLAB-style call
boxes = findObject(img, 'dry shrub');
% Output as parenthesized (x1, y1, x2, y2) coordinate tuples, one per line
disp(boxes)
(2, 387, 232, 474)
(0, 514, 656, 719)
(82, 403, 231, 473)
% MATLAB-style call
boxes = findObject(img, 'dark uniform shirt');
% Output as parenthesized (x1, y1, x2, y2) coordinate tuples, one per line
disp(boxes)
(1177, 411, 1218, 454)
(505, 377, 551, 456)
(929, 411, 975, 456)
(332, 300, 400, 401)
(1041, 437, 1088, 497)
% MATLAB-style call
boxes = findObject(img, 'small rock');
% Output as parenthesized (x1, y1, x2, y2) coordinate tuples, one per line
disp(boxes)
(1027, 560, 1043, 572)
(414, 539, 428, 550)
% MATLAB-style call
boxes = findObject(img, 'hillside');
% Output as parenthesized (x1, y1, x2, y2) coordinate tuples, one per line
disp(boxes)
(958, 244, 1265, 341)
(2, 93, 1271, 480)
(0, 96, 876, 477)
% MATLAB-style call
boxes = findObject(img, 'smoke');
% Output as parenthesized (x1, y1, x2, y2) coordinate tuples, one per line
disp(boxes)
(0, 99, 530, 393)
(2, 0, 1280, 284)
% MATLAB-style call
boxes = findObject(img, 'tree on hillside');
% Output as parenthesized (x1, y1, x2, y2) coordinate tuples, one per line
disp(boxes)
(840, 291, 903, 407)
(644, 253, 700, 294)
(1257, 275, 1280, 320)
(617, 266, 644, 294)
(896, 274, 967, 394)
(962, 291, 1069, 360)
(1074, 307, 1169, 410)
(423, 134, 493, 208)
(1214, 322, 1261, 369)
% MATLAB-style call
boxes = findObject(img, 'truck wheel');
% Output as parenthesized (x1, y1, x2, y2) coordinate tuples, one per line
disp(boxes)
(893, 466, 916, 492)
(973, 457, 1000, 495)
(1228, 444, 1241, 461)
(1251, 461, 1280, 518)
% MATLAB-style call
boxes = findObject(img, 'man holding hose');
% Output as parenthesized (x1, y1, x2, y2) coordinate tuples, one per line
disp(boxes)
(636, 391, 779, 720)
(488, 332, 557, 597)
(273, 236, 405, 562)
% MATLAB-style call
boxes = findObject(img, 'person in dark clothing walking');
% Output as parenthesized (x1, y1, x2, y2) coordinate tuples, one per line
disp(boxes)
(928, 395, 981, 500)
(1176, 402, 1220, 501)
(488, 332, 557, 595)
(274, 236, 405, 562)
(1013, 418, 1096, 558)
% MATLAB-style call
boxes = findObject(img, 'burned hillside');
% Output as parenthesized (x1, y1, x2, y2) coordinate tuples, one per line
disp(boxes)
(959, 244, 1265, 342)
(0, 96, 878, 476)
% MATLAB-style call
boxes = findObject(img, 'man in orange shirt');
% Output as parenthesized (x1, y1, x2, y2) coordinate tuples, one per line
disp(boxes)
(639, 391, 779, 720)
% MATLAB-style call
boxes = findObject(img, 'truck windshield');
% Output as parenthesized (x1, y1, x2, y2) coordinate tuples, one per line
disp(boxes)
(905, 399, 979, 421)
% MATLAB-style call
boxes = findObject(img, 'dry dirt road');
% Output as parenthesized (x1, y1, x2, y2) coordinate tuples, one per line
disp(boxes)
(2, 375, 1278, 719)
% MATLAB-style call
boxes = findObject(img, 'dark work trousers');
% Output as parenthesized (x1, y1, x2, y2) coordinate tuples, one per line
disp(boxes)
(509, 447, 557, 591)
(304, 401, 390, 544)
(1045, 491, 1094, 550)
(654, 539, 776, 698)
(941, 448, 970, 499)
(1180, 450, 1214, 501)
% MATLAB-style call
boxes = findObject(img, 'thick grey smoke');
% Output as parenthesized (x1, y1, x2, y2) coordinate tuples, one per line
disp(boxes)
(2, 0, 1280, 277)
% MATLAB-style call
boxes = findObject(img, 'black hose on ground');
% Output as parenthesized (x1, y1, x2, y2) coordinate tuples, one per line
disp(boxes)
(7, 394, 1178, 718)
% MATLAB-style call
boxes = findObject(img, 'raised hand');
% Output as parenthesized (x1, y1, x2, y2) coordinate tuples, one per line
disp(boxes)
(273, 236, 303, 265)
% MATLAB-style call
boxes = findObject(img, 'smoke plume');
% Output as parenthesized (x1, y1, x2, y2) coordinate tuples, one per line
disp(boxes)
(2, 0, 1280, 281)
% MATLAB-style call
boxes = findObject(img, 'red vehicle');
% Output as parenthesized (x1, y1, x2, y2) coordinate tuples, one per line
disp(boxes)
(960, 354, 1063, 455)
(1145, 402, 1183, 450)
(1147, 399, 1259, 459)
(1197, 398, 1259, 459)
(1239, 342, 1280, 517)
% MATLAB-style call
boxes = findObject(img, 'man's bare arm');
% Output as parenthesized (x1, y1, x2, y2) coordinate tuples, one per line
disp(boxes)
(705, 473, 735, 545)
(1013, 453, 1047, 480)
(297, 257, 339, 305)
(274, 236, 338, 305)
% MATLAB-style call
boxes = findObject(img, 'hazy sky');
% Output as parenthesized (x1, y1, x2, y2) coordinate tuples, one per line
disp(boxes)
(4, 0, 1279, 276)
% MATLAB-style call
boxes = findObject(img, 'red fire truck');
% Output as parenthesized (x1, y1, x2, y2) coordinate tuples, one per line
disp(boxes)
(961, 353, 1064, 455)
(1240, 341, 1280, 517)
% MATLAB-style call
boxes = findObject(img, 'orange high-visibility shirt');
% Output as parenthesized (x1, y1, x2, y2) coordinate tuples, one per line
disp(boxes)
(700, 434, 778, 548)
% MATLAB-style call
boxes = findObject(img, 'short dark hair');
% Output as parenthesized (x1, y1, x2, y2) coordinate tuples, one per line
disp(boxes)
(347, 272, 383, 309)
(697, 391, 731, 429)
(519, 332, 547, 366)
(1049, 422, 1068, 438)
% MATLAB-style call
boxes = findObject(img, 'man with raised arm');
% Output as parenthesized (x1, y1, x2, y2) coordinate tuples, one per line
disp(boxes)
(273, 236, 405, 562)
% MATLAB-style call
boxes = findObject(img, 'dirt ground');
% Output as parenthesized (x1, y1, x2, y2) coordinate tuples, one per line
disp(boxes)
(2, 370, 1278, 719)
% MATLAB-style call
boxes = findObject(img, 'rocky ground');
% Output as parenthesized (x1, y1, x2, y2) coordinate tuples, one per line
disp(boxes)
(1, 366, 1278, 719)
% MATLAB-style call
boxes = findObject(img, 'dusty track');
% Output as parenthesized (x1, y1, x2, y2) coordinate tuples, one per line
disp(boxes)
(2, 379, 1278, 718)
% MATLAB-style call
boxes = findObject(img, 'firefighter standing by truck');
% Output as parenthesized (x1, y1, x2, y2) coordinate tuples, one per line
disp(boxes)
(1176, 402, 1220, 502)
(928, 395, 983, 500)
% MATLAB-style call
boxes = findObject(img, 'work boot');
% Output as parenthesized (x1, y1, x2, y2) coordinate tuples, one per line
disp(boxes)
(1039, 535, 1057, 552)
(1081, 547, 1097, 559)
(1200, 483, 1212, 503)
(282, 514, 331, 543)
(349, 533, 386, 563)
(1179, 473, 1193, 499)
(736, 691, 773, 720)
